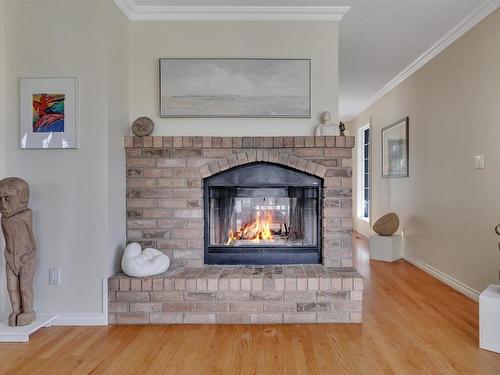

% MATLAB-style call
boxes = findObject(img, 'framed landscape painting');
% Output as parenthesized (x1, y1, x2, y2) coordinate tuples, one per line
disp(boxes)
(382, 117, 409, 178)
(20, 78, 77, 149)
(159, 58, 311, 118)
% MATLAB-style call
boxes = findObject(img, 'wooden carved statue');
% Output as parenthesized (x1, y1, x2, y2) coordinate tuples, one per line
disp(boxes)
(339, 121, 346, 136)
(496, 224, 500, 279)
(0, 177, 36, 326)
(496, 224, 500, 249)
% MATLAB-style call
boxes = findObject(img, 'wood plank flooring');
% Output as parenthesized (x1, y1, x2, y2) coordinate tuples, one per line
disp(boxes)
(0, 233, 499, 374)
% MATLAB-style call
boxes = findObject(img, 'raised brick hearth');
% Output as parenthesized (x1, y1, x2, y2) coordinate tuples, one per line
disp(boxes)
(109, 135, 362, 324)
(109, 265, 363, 324)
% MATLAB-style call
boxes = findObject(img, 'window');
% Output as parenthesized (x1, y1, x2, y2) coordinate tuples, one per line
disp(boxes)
(357, 125, 370, 220)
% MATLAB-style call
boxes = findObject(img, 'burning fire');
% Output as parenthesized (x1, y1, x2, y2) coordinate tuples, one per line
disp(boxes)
(226, 211, 274, 245)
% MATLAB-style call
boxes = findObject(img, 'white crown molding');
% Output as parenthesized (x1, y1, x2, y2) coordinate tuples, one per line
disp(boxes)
(404, 255, 480, 302)
(348, 0, 500, 121)
(114, 0, 136, 20)
(113, 1, 350, 21)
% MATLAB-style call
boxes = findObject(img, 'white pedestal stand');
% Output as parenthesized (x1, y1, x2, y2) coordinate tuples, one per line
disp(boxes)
(0, 314, 56, 342)
(369, 235, 402, 262)
(480, 284, 500, 353)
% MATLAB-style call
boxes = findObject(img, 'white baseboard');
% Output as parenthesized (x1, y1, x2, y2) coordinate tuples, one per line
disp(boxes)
(403, 255, 480, 302)
(50, 313, 107, 326)
(38, 277, 109, 326)
(353, 230, 369, 239)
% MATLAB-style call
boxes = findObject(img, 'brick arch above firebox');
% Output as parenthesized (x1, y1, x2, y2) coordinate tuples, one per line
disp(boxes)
(199, 150, 327, 180)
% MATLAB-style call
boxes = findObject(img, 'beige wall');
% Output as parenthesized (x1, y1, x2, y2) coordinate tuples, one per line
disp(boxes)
(107, 0, 129, 277)
(0, 2, 340, 321)
(0, 0, 8, 321)
(349, 9, 500, 294)
(129, 21, 339, 136)
(0, 0, 128, 321)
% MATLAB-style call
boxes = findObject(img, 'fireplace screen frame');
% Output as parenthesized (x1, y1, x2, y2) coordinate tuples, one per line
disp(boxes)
(204, 162, 322, 265)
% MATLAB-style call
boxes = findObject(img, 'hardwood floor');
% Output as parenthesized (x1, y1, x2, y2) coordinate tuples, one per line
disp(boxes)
(1, 233, 499, 374)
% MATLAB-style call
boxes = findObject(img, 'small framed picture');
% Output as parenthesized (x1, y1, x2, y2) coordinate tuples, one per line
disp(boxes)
(20, 78, 77, 149)
(382, 117, 409, 177)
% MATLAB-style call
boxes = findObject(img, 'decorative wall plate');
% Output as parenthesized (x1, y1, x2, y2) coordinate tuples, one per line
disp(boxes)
(132, 117, 154, 137)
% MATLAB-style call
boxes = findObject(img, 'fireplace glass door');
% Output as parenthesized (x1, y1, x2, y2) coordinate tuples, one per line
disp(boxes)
(209, 187, 318, 248)
(204, 162, 322, 265)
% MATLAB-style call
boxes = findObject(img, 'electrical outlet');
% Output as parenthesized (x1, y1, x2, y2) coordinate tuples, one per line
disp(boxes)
(49, 268, 61, 285)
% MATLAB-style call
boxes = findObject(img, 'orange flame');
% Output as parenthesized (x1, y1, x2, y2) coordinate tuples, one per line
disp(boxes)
(226, 211, 274, 245)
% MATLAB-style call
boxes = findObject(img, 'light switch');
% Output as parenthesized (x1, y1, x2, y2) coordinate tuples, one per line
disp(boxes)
(474, 155, 485, 169)
(49, 268, 61, 285)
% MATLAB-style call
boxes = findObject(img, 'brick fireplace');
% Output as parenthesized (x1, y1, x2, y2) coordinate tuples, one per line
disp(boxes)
(108, 135, 363, 324)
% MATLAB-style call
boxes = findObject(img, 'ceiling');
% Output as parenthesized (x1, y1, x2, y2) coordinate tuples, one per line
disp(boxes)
(127, 0, 494, 120)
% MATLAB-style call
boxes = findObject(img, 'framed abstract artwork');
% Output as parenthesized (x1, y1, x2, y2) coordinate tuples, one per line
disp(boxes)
(20, 78, 77, 149)
(159, 58, 311, 118)
(382, 117, 409, 178)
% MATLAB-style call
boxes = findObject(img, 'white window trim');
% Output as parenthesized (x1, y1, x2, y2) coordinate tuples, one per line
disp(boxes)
(357, 123, 370, 222)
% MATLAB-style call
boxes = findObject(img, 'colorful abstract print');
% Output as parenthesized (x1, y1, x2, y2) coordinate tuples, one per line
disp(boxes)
(32, 93, 65, 133)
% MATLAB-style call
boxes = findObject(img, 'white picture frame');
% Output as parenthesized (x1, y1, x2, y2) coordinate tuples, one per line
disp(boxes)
(20, 78, 78, 149)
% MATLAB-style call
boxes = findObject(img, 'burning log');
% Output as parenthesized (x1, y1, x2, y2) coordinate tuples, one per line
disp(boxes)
(226, 211, 281, 245)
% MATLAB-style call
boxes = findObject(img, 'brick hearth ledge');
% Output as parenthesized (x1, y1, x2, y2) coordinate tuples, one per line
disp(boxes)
(109, 265, 363, 324)
(109, 136, 362, 325)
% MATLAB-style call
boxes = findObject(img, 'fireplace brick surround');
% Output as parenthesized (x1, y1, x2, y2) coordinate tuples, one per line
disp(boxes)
(125, 135, 354, 268)
(109, 135, 363, 324)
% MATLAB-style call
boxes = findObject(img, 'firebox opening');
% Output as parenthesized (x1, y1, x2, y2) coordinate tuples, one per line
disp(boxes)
(210, 187, 318, 247)
(204, 162, 322, 265)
